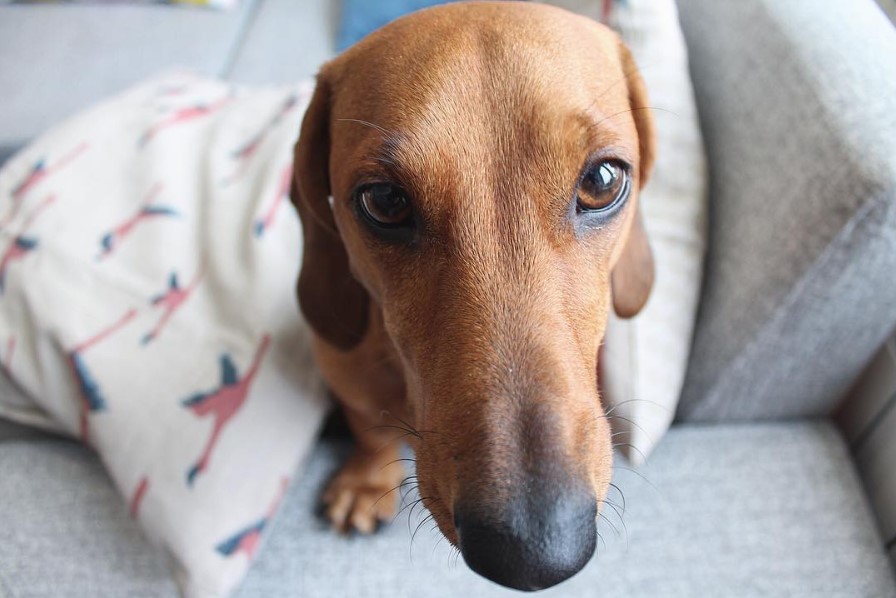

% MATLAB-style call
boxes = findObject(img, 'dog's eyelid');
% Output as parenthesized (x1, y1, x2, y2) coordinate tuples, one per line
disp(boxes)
(353, 135, 412, 183)
(349, 162, 411, 195)
(579, 114, 633, 148)
(580, 143, 634, 168)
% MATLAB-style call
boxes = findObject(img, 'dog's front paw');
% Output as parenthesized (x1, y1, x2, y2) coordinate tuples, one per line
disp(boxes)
(323, 446, 405, 534)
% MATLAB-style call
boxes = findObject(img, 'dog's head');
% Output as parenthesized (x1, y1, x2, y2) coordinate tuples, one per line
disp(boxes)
(292, 1, 654, 590)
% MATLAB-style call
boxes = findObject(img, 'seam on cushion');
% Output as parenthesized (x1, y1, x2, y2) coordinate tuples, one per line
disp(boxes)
(696, 185, 895, 417)
(810, 421, 894, 548)
(851, 389, 896, 453)
(219, 0, 264, 79)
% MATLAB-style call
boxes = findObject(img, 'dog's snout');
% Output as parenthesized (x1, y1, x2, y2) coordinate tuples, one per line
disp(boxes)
(454, 488, 596, 591)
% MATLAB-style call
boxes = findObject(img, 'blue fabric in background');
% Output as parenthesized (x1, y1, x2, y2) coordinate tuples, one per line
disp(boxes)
(337, 0, 457, 51)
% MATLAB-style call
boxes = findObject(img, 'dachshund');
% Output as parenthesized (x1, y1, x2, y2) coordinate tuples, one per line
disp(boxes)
(290, 1, 655, 591)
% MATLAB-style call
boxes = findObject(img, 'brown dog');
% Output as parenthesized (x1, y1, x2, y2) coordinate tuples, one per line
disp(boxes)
(290, 1, 654, 591)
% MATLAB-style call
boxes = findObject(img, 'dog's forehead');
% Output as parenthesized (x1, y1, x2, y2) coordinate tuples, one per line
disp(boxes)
(326, 2, 636, 210)
(330, 2, 627, 121)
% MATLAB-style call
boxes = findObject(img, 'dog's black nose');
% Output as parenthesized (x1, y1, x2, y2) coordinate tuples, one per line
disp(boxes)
(455, 489, 596, 591)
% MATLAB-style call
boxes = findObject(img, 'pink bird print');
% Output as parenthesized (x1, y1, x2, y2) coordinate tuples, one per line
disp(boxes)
(182, 334, 271, 486)
(67, 308, 138, 443)
(253, 164, 292, 238)
(220, 136, 264, 186)
(138, 96, 231, 147)
(216, 477, 289, 559)
(2, 142, 87, 227)
(130, 476, 150, 519)
(0, 194, 56, 293)
(141, 266, 205, 345)
(97, 183, 178, 260)
(268, 93, 299, 128)
(9, 142, 87, 201)
(221, 94, 299, 185)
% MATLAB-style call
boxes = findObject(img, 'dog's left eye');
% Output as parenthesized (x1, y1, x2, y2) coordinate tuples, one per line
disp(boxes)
(576, 160, 631, 213)
(356, 183, 413, 228)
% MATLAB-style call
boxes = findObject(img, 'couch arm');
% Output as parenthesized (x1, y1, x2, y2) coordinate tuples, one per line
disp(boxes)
(674, 0, 896, 421)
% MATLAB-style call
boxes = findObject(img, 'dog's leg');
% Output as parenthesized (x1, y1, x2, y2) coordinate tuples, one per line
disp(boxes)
(323, 404, 406, 534)
(312, 330, 409, 534)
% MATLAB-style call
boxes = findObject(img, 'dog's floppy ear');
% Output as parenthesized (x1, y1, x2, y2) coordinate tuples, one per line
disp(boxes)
(291, 71, 370, 350)
(611, 42, 655, 319)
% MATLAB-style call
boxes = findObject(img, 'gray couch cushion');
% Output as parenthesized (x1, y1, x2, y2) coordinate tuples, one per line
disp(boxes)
(0, 1, 259, 158)
(0, 439, 178, 597)
(226, 0, 336, 84)
(675, 0, 896, 421)
(1, 422, 893, 597)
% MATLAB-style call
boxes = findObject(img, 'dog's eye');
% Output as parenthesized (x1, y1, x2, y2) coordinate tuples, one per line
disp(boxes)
(576, 160, 630, 213)
(357, 183, 413, 227)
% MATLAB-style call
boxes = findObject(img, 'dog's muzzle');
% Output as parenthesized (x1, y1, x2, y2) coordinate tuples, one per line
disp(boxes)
(454, 484, 596, 591)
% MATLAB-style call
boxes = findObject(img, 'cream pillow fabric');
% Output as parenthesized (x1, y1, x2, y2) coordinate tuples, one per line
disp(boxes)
(0, 71, 326, 597)
(543, 0, 709, 464)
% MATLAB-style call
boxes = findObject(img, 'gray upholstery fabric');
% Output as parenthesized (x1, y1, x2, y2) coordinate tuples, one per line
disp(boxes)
(0, 0, 337, 164)
(226, 0, 336, 84)
(0, 1, 259, 157)
(675, 0, 896, 420)
(2, 422, 893, 597)
(0, 440, 178, 597)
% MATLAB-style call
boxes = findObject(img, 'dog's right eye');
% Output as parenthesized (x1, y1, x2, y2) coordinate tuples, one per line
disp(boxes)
(576, 160, 630, 214)
(356, 183, 414, 228)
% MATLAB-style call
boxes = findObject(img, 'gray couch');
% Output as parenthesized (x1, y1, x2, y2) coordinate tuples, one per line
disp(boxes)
(1, 0, 895, 596)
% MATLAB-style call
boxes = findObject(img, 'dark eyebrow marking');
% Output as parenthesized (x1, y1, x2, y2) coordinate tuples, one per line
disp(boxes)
(335, 117, 394, 137)
(370, 133, 406, 169)
(575, 112, 627, 153)
(334, 118, 407, 170)
(349, 132, 415, 189)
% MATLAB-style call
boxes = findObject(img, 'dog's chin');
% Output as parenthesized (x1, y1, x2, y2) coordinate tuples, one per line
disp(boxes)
(413, 482, 458, 545)
(434, 517, 460, 548)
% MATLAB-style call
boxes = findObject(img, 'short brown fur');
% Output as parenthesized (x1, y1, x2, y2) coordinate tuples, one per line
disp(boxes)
(290, 1, 654, 549)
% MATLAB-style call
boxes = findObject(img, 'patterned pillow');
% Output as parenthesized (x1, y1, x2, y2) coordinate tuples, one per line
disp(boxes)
(0, 71, 325, 597)
(542, 0, 709, 464)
